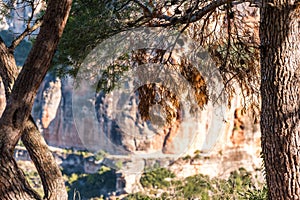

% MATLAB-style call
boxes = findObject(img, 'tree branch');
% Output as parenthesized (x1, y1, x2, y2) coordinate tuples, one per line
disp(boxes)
(0, 0, 72, 198)
(0, 23, 68, 200)
(22, 117, 68, 199)
(151, 0, 241, 26)
(9, 18, 43, 51)
(0, 0, 72, 143)
(0, 38, 19, 97)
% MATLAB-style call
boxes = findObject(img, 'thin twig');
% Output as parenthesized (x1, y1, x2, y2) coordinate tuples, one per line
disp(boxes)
(9, 18, 43, 51)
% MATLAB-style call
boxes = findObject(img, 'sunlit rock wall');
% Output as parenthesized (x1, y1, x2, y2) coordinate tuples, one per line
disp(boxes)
(32, 74, 83, 148)
(29, 74, 262, 177)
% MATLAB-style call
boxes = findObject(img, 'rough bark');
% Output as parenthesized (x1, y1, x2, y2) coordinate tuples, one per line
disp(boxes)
(0, 0, 72, 199)
(260, 0, 300, 199)
(22, 117, 68, 199)
(0, 39, 18, 98)
(0, 149, 41, 200)
(0, 34, 68, 200)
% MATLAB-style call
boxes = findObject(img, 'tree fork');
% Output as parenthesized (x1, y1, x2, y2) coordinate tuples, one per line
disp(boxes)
(0, 36, 68, 199)
(0, 0, 72, 199)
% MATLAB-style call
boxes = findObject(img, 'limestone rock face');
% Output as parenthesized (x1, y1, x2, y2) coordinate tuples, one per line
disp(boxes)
(32, 75, 83, 148)
(8, 72, 261, 181)
(40, 78, 61, 128)
(0, 73, 263, 191)
(28, 73, 261, 157)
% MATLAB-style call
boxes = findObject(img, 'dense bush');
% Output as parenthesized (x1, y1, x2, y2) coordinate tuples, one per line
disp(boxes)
(140, 167, 176, 189)
(178, 174, 212, 199)
(124, 192, 153, 200)
(24, 163, 267, 200)
(134, 167, 267, 200)
(66, 166, 116, 199)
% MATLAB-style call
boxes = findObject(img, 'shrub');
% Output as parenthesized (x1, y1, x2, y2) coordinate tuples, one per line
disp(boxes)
(140, 167, 175, 189)
(177, 174, 212, 199)
(136, 167, 267, 200)
(124, 192, 153, 200)
(66, 166, 116, 199)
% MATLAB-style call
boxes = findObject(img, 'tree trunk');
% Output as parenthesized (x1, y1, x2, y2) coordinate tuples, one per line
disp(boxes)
(22, 117, 68, 199)
(0, 0, 72, 199)
(260, 1, 300, 199)
(0, 38, 18, 98)
(0, 33, 68, 199)
(0, 148, 41, 200)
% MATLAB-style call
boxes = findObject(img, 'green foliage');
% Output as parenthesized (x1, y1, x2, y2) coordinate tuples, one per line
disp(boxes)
(96, 63, 130, 94)
(182, 155, 192, 161)
(115, 160, 123, 170)
(66, 166, 116, 199)
(209, 168, 253, 199)
(55, 0, 138, 76)
(62, 148, 73, 154)
(25, 163, 266, 200)
(0, 2, 10, 21)
(76, 150, 92, 158)
(178, 174, 212, 199)
(124, 192, 153, 200)
(140, 167, 176, 189)
(135, 167, 267, 200)
(241, 185, 268, 200)
(94, 150, 107, 161)
(68, 173, 79, 185)
(194, 149, 202, 155)
(24, 170, 43, 197)
(17, 140, 25, 147)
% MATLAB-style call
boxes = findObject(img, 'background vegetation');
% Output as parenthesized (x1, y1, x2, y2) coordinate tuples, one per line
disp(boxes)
(23, 163, 266, 200)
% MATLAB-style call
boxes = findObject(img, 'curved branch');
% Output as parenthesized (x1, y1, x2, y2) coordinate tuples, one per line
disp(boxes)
(0, 28, 68, 200)
(0, 38, 19, 97)
(151, 0, 244, 26)
(22, 117, 68, 199)
(0, 0, 72, 198)
(9, 18, 43, 51)
(1, 0, 72, 144)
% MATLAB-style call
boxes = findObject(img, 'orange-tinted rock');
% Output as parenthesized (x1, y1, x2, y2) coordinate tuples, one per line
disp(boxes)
(230, 108, 246, 145)
(32, 75, 83, 148)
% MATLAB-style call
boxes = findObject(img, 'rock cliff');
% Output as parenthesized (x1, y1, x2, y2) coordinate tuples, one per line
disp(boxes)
(29, 73, 262, 182)
(32, 74, 83, 148)
(0, 53, 263, 196)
